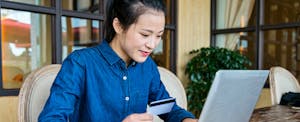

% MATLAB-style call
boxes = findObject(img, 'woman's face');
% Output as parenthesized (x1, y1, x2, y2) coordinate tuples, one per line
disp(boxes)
(111, 9, 165, 64)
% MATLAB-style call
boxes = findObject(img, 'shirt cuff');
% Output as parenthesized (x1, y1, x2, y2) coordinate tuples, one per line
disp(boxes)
(166, 110, 195, 122)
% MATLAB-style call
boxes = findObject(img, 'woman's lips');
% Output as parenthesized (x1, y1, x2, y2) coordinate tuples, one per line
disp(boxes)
(140, 51, 151, 57)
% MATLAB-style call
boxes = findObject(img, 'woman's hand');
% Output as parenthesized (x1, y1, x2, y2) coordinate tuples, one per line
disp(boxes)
(122, 113, 153, 122)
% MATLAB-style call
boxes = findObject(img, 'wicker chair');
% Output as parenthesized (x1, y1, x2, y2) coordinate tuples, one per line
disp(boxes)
(18, 64, 61, 122)
(269, 66, 300, 105)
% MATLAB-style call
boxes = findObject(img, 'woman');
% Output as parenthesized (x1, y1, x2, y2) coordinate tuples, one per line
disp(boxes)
(39, 0, 197, 121)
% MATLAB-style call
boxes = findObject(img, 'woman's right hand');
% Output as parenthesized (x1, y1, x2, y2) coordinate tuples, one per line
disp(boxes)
(122, 113, 153, 122)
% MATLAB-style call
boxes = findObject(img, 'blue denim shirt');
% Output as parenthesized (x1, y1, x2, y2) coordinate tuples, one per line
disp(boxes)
(38, 40, 195, 122)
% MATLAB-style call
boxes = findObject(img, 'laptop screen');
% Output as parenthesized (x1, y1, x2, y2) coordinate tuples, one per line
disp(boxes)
(198, 70, 269, 122)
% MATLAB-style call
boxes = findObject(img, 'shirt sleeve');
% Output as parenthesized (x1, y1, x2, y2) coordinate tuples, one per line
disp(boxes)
(38, 51, 85, 122)
(148, 60, 195, 122)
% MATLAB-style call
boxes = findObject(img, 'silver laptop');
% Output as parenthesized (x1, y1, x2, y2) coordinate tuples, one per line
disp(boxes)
(198, 70, 269, 122)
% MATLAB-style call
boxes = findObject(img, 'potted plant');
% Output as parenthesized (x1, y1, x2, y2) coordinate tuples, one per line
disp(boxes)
(185, 47, 252, 116)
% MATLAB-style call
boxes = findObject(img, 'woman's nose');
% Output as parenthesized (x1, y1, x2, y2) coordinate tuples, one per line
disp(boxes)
(146, 38, 156, 49)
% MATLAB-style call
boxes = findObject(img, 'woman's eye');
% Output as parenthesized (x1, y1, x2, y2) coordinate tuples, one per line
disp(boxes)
(157, 35, 162, 39)
(141, 33, 149, 37)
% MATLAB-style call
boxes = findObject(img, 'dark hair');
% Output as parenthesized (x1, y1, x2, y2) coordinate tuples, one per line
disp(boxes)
(104, 0, 166, 42)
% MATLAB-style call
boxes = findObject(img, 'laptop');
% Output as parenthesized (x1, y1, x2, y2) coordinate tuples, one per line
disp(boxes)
(198, 70, 269, 122)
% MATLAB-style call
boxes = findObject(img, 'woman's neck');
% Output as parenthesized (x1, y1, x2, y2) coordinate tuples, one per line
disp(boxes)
(109, 38, 130, 66)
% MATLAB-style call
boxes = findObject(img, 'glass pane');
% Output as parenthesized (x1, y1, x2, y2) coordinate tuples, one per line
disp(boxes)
(151, 30, 171, 69)
(5, 0, 52, 7)
(163, 0, 172, 24)
(1, 9, 52, 89)
(264, 0, 300, 25)
(263, 28, 300, 80)
(62, 0, 100, 14)
(216, 0, 256, 29)
(215, 32, 256, 69)
(62, 17, 100, 60)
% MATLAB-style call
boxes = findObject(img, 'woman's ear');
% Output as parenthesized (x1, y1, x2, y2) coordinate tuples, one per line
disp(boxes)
(113, 18, 123, 34)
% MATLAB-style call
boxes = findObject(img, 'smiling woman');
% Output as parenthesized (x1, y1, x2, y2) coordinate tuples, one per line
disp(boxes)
(39, 0, 196, 121)
(109, 9, 165, 64)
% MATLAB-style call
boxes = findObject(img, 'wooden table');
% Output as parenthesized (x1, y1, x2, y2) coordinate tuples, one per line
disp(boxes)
(250, 105, 300, 122)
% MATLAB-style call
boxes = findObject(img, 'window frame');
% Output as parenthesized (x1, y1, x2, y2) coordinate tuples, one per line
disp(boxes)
(211, 0, 300, 70)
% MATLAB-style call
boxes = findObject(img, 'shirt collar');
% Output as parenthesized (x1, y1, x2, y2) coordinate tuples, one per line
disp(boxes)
(97, 40, 122, 66)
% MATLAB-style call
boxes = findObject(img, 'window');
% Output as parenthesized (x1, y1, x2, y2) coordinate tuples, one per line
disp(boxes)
(0, 0, 103, 96)
(62, 0, 100, 13)
(0, 0, 177, 95)
(1, 9, 52, 90)
(5, 0, 52, 7)
(61, 17, 100, 60)
(212, 0, 300, 80)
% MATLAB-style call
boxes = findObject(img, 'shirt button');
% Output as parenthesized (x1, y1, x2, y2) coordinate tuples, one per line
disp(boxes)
(125, 97, 130, 101)
(123, 76, 127, 80)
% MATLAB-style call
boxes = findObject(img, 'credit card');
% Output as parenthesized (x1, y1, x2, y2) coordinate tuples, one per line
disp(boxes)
(148, 97, 175, 115)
